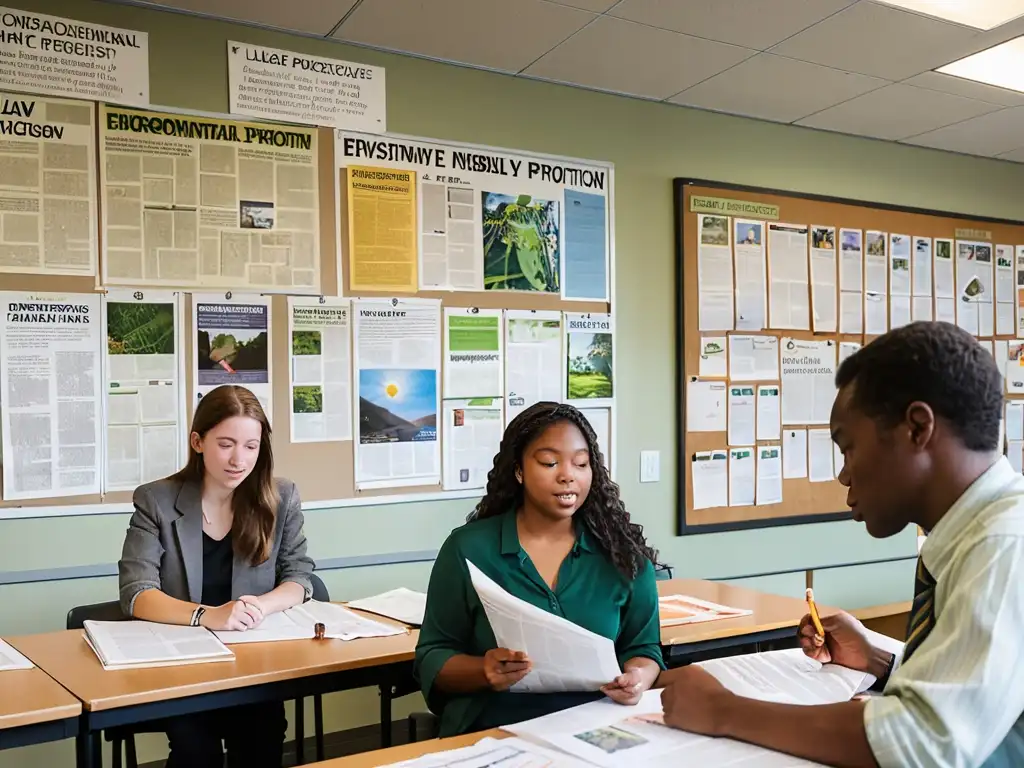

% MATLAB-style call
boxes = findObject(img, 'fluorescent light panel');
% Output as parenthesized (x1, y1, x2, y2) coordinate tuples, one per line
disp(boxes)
(873, 1, 1024, 30)
(938, 35, 1024, 91)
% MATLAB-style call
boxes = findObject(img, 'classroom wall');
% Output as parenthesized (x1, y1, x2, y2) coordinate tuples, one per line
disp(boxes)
(5, 0, 1023, 763)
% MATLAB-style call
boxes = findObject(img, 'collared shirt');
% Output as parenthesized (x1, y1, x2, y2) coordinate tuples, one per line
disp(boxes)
(414, 510, 664, 737)
(865, 456, 1024, 768)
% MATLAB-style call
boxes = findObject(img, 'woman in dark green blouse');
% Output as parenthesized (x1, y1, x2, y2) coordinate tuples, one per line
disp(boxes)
(415, 402, 665, 736)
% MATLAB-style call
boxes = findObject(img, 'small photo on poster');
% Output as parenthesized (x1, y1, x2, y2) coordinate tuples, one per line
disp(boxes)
(196, 318, 269, 385)
(735, 220, 761, 247)
(358, 368, 437, 444)
(841, 229, 861, 252)
(812, 227, 835, 249)
(482, 192, 560, 293)
(292, 385, 323, 416)
(240, 200, 274, 229)
(567, 330, 613, 400)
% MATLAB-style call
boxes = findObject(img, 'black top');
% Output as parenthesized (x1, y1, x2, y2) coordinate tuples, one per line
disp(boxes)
(201, 531, 234, 606)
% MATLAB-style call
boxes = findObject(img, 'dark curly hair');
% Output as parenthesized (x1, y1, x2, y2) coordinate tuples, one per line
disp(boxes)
(835, 321, 1002, 451)
(467, 402, 659, 579)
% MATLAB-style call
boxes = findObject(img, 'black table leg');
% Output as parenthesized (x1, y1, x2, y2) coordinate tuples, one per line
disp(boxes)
(313, 695, 324, 762)
(379, 683, 393, 748)
(294, 697, 305, 765)
(76, 728, 101, 768)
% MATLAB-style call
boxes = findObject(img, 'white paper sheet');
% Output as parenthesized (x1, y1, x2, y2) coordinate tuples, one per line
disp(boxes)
(288, 297, 352, 443)
(839, 229, 862, 293)
(912, 296, 933, 323)
(347, 588, 427, 626)
(353, 298, 441, 489)
(998, 302, 1015, 336)
(808, 429, 834, 482)
(0, 639, 34, 671)
(728, 386, 756, 446)
(698, 214, 734, 331)
(935, 297, 956, 325)
(839, 290, 863, 334)
(810, 226, 837, 332)
(658, 595, 753, 627)
(443, 307, 502, 400)
(214, 600, 406, 644)
(442, 399, 503, 491)
(756, 384, 781, 441)
(865, 231, 888, 295)
(734, 219, 767, 331)
(768, 223, 810, 330)
(1005, 402, 1024, 441)
(687, 380, 726, 432)
(913, 237, 933, 297)
(890, 296, 912, 330)
(935, 239, 955, 299)
(1009, 441, 1024, 474)
(865, 292, 888, 335)
(384, 736, 593, 768)
(729, 335, 779, 381)
(1008, 342, 1024, 394)
(838, 342, 860, 366)
(997, 244, 1014, 303)
(756, 444, 783, 505)
(729, 447, 755, 506)
(505, 310, 562, 423)
(889, 234, 911, 297)
(783, 429, 808, 479)
(467, 560, 622, 693)
(698, 336, 728, 378)
(692, 449, 728, 509)
(780, 339, 836, 426)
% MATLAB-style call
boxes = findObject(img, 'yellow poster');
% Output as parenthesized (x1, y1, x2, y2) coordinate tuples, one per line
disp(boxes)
(346, 166, 417, 292)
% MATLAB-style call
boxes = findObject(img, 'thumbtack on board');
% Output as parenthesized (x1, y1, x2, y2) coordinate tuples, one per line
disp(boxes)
(470, 306, 479, 314)
(224, 291, 232, 300)
(690, 376, 697, 382)
(133, 291, 144, 301)
(827, 340, 833, 346)
(318, 295, 326, 305)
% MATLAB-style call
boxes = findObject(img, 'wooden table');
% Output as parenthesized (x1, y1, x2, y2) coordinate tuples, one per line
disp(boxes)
(9, 628, 418, 768)
(657, 579, 825, 663)
(316, 729, 507, 767)
(0, 666, 81, 750)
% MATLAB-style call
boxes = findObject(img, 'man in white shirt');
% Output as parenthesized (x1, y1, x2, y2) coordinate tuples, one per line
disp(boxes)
(661, 321, 1024, 767)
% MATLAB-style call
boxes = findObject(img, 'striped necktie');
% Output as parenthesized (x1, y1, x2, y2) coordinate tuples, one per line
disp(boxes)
(902, 557, 936, 663)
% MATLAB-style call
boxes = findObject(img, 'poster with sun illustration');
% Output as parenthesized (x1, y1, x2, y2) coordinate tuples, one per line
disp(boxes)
(358, 369, 438, 444)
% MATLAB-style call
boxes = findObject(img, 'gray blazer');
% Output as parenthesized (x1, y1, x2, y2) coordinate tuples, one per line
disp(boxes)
(118, 476, 315, 616)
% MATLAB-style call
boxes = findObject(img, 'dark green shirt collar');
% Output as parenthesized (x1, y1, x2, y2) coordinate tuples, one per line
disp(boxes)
(499, 510, 594, 558)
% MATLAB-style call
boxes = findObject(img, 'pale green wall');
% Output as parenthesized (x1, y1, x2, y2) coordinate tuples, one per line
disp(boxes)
(3, 0, 1021, 764)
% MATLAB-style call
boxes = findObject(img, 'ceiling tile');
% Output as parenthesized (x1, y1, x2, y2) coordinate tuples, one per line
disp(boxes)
(333, 0, 595, 73)
(903, 107, 1024, 156)
(771, 1, 980, 80)
(139, 0, 355, 35)
(549, 0, 620, 11)
(995, 146, 1024, 162)
(902, 71, 1024, 107)
(609, 0, 856, 50)
(670, 54, 887, 123)
(796, 83, 1002, 140)
(524, 16, 756, 100)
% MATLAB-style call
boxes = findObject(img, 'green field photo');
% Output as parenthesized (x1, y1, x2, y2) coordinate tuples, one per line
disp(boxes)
(568, 331, 613, 399)
(107, 302, 175, 356)
(292, 385, 323, 414)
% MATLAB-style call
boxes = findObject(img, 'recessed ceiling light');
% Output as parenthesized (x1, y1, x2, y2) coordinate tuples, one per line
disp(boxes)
(873, 1, 1024, 30)
(938, 36, 1024, 92)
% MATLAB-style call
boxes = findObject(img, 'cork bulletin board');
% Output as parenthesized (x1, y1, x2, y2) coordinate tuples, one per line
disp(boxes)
(675, 178, 1024, 534)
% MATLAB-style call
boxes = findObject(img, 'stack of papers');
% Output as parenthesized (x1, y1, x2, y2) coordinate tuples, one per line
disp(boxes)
(0, 639, 34, 671)
(468, 560, 622, 693)
(385, 736, 593, 767)
(347, 587, 427, 626)
(214, 600, 407, 644)
(83, 620, 235, 670)
(659, 594, 753, 626)
(504, 649, 872, 767)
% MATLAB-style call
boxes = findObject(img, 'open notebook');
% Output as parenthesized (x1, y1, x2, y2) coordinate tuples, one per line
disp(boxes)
(214, 600, 407, 644)
(83, 620, 235, 670)
(658, 594, 753, 626)
(346, 587, 427, 627)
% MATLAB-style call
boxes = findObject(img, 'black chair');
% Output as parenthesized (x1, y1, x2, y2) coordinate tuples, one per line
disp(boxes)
(293, 573, 329, 765)
(655, 563, 674, 581)
(66, 601, 153, 768)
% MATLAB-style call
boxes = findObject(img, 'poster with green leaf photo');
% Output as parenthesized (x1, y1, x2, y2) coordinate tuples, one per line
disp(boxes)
(482, 192, 560, 293)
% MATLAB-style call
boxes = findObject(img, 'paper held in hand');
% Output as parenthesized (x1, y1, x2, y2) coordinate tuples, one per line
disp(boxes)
(0, 639, 34, 671)
(466, 559, 622, 693)
(346, 587, 427, 627)
(382, 736, 594, 768)
(658, 594, 753, 627)
(83, 620, 235, 670)
(214, 600, 407, 644)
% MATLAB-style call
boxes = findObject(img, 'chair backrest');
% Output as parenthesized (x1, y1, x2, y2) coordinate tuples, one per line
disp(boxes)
(310, 573, 329, 602)
(654, 563, 674, 581)
(66, 600, 126, 630)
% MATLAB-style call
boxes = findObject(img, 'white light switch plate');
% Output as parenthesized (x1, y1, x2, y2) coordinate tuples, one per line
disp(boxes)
(639, 450, 660, 483)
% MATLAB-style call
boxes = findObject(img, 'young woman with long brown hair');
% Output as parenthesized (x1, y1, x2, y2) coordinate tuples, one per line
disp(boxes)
(118, 384, 314, 768)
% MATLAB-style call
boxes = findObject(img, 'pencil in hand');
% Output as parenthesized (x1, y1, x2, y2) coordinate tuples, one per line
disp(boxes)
(806, 587, 825, 637)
